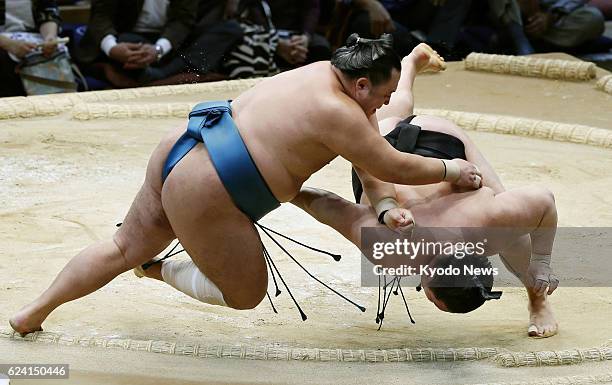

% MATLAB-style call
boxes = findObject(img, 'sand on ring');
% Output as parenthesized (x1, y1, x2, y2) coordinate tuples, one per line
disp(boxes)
(1, 53, 611, 384)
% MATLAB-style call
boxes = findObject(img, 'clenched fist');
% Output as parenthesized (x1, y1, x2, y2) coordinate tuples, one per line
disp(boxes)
(382, 207, 415, 233)
(444, 158, 483, 189)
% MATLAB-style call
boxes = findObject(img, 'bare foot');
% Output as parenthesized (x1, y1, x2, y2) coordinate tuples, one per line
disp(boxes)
(9, 306, 44, 337)
(407, 43, 447, 73)
(528, 296, 558, 338)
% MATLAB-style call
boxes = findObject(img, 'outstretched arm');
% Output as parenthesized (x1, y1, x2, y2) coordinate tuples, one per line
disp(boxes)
(291, 187, 377, 247)
(322, 102, 480, 188)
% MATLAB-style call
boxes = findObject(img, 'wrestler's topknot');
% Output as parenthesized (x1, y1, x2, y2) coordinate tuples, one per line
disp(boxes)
(331, 33, 400, 85)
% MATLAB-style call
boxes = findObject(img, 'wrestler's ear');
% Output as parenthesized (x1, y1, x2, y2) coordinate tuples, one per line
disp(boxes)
(355, 77, 371, 94)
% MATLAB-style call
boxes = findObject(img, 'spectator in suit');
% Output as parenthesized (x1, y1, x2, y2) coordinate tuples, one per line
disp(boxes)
(338, 0, 472, 58)
(267, 0, 332, 68)
(75, 0, 243, 87)
(0, 0, 61, 96)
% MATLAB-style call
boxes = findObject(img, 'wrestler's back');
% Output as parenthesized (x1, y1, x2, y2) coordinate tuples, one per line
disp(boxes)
(232, 62, 348, 201)
(146, 61, 357, 220)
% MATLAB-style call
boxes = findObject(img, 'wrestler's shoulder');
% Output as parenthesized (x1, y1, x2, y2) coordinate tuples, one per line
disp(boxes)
(315, 93, 364, 123)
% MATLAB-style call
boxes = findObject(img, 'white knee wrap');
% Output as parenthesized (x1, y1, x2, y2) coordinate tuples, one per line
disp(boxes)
(161, 260, 227, 306)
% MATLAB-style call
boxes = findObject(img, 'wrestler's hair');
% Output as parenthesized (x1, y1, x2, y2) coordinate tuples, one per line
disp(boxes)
(427, 254, 497, 314)
(331, 33, 401, 86)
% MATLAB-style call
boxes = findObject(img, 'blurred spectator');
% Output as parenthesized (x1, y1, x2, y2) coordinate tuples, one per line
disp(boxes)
(335, 0, 472, 58)
(0, 0, 62, 96)
(518, 0, 605, 49)
(267, 0, 331, 68)
(222, 0, 280, 78)
(156, 0, 243, 81)
(74, 0, 243, 87)
(485, 0, 535, 54)
(588, 0, 612, 19)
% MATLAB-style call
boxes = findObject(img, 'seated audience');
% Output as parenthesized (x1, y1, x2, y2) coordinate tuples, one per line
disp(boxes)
(333, 0, 472, 58)
(0, 0, 62, 96)
(518, 0, 605, 50)
(267, 0, 332, 68)
(485, 0, 535, 54)
(74, 0, 243, 88)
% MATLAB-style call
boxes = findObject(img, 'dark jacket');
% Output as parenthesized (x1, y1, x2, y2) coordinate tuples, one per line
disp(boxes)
(267, 0, 320, 34)
(0, 0, 61, 30)
(75, 0, 198, 63)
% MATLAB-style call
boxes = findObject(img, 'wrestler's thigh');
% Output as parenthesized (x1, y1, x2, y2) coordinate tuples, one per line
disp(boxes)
(411, 187, 526, 251)
(161, 149, 267, 309)
(112, 125, 186, 266)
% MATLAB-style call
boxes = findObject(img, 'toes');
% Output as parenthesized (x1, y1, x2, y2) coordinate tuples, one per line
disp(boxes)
(544, 325, 559, 337)
(529, 324, 545, 338)
(542, 324, 558, 338)
(528, 323, 558, 338)
(527, 324, 539, 337)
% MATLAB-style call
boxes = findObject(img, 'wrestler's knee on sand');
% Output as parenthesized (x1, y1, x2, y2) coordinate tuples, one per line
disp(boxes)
(160, 259, 267, 310)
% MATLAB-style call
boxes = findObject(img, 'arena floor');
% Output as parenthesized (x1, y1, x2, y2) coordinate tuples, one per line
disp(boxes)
(1, 53, 611, 384)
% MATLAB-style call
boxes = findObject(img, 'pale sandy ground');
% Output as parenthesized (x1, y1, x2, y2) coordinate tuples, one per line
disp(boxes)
(1, 54, 611, 384)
